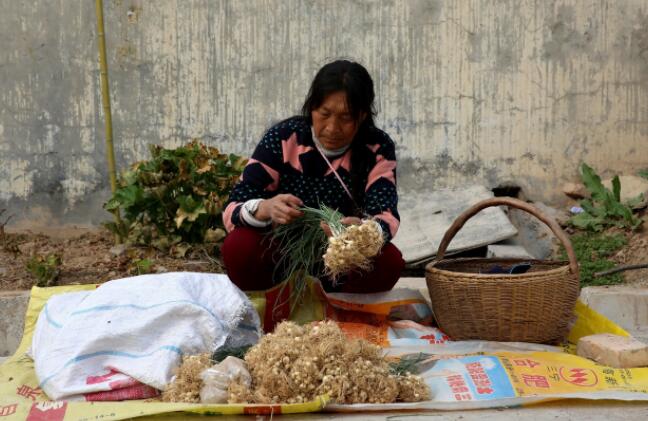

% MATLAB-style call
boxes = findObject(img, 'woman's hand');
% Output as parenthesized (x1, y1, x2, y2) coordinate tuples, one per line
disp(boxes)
(256, 194, 303, 225)
(320, 216, 362, 237)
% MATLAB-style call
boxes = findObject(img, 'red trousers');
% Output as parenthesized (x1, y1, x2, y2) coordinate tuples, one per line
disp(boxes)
(221, 227, 405, 293)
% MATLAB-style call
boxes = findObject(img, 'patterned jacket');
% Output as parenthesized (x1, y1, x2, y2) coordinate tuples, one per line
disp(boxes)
(223, 117, 400, 241)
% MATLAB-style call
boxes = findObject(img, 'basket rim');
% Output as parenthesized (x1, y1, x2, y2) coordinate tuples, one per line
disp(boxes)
(425, 257, 576, 280)
(434, 198, 579, 276)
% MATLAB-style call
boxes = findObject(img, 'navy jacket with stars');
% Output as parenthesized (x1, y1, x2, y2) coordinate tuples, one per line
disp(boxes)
(223, 117, 400, 241)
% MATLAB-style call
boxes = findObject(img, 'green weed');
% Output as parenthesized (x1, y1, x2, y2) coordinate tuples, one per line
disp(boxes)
(568, 163, 642, 232)
(26, 254, 62, 287)
(639, 169, 648, 180)
(560, 232, 627, 286)
(129, 258, 154, 275)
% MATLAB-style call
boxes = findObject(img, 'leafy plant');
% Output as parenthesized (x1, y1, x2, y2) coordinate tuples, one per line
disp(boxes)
(104, 141, 246, 254)
(639, 169, 648, 180)
(26, 254, 62, 287)
(568, 163, 642, 232)
(129, 258, 154, 275)
(559, 232, 627, 286)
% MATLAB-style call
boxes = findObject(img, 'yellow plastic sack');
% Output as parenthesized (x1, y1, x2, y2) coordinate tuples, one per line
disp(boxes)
(329, 348, 648, 412)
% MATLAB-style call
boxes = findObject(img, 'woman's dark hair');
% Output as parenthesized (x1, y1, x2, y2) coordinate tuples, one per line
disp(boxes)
(301, 60, 377, 215)
(301, 60, 376, 127)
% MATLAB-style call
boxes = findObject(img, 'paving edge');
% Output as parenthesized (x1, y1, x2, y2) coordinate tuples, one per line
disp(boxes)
(0, 290, 30, 357)
(580, 285, 648, 340)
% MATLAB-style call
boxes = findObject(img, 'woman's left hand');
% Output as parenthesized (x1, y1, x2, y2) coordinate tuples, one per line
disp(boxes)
(320, 216, 362, 238)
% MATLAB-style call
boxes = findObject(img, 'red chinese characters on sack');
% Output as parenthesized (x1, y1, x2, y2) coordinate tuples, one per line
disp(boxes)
(522, 374, 550, 388)
(465, 362, 494, 395)
(446, 374, 473, 401)
(420, 333, 451, 344)
(26, 402, 68, 421)
(0, 404, 17, 417)
(17, 385, 42, 401)
(513, 358, 541, 368)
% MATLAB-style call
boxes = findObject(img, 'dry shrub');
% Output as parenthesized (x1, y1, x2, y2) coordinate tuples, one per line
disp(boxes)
(229, 321, 429, 404)
(161, 353, 212, 403)
(323, 220, 384, 280)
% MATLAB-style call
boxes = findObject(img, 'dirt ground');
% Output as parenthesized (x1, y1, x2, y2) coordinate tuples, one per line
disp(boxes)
(1, 216, 647, 291)
(0, 227, 224, 291)
(612, 223, 648, 285)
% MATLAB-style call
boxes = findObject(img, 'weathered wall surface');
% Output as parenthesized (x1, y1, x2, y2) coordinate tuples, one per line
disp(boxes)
(1, 0, 647, 227)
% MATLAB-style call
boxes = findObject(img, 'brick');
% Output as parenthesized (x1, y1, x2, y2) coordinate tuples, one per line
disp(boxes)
(577, 334, 648, 368)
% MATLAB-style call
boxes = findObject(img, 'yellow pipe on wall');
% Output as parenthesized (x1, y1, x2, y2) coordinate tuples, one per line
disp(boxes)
(95, 0, 122, 238)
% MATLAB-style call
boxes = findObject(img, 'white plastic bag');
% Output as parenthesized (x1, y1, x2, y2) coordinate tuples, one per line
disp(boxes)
(200, 356, 250, 403)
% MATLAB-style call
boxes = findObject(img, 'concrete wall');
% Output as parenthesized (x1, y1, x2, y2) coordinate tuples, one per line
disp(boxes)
(1, 0, 647, 227)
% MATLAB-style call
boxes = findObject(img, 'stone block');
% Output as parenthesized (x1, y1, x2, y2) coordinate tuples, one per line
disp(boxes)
(577, 334, 648, 368)
(580, 286, 648, 333)
(504, 205, 558, 260)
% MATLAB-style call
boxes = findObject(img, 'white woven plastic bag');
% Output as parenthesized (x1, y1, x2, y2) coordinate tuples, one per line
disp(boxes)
(30, 272, 261, 401)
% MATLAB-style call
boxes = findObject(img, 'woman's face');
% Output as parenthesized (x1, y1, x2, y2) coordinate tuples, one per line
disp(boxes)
(311, 91, 365, 150)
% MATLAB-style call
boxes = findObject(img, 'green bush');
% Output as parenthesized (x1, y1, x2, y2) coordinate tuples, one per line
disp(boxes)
(104, 141, 246, 255)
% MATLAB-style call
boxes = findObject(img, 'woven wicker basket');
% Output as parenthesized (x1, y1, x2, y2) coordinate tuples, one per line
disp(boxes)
(425, 197, 580, 344)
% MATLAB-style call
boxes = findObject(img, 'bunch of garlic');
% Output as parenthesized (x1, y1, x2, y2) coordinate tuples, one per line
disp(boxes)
(228, 321, 430, 405)
(323, 219, 384, 280)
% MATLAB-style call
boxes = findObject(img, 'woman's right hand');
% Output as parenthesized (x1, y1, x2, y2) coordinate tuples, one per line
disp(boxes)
(256, 194, 304, 225)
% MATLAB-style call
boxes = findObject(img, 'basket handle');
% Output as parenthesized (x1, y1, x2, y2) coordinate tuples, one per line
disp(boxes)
(434, 197, 579, 275)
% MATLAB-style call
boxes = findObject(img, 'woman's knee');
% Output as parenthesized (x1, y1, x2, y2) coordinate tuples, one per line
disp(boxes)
(221, 227, 274, 288)
(378, 243, 405, 275)
(334, 242, 405, 293)
(222, 227, 271, 259)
